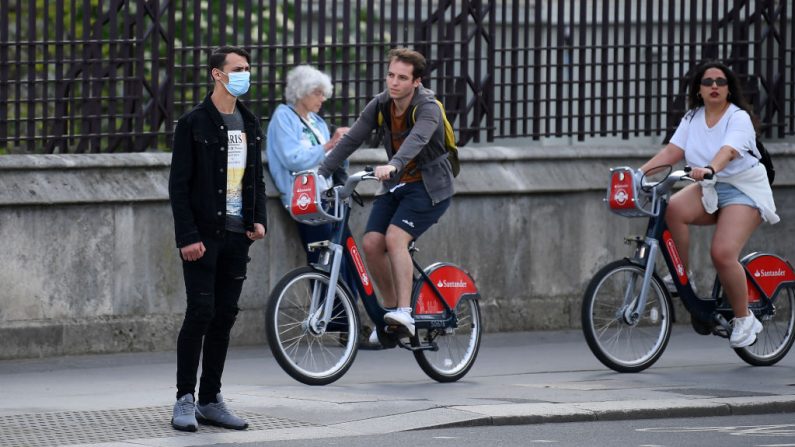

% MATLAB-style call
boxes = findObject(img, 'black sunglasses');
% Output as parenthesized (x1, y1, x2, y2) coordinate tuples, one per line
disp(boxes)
(700, 77, 728, 87)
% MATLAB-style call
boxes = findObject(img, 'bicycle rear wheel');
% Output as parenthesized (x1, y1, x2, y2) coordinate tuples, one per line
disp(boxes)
(265, 267, 359, 385)
(413, 296, 482, 382)
(735, 286, 795, 366)
(582, 260, 673, 373)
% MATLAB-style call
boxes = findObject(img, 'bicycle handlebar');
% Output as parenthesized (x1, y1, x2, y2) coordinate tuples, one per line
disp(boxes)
(638, 167, 694, 197)
(336, 168, 378, 199)
(683, 165, 714, 180)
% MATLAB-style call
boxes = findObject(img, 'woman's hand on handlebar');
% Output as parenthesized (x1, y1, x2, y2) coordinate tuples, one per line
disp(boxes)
(374, 164, 396, 181)
(684, 165, 715, 181)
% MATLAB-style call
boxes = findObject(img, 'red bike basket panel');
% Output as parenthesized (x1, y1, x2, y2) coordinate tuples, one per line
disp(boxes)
(289, 170, 340, 225)
(606, 167, 648, 217)
(415, 264, 478, 315)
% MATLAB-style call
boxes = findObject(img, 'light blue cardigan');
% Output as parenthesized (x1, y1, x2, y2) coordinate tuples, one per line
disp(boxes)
(266, 104, 330, 207)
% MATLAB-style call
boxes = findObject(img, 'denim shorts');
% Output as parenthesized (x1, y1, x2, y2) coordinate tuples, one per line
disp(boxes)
(365, 181, 451, 239)
(715, 182, 757, 209)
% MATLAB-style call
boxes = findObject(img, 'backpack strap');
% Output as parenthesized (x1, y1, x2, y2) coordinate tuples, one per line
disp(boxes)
(410, 98, 445, 125)
(724, 108, 762, 160)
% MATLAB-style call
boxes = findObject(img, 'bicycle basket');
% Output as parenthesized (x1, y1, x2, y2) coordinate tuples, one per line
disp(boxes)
(289, 170, 342, 225)
(605, 167, 653, 217)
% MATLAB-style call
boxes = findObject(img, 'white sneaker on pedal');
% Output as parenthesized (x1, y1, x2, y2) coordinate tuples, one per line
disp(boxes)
(368, 328, 379, 345)
(383, 308, 415, 336)
(730, 313, 763, 348)
(662, 270, 697, 295)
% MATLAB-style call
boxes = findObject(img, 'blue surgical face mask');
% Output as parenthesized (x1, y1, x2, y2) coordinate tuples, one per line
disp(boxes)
(220, 71, 250, 97)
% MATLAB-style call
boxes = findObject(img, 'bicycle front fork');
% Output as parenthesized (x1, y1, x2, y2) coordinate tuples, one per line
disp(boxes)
(306, 240, 345, 334)
(623, 236, 661, 325)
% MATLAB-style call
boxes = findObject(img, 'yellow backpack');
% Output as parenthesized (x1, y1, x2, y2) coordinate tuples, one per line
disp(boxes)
(376, 99, 460, 177)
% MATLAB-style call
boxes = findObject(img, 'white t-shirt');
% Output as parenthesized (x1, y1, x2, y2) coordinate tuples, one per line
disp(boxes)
(669, 104, 758, 177)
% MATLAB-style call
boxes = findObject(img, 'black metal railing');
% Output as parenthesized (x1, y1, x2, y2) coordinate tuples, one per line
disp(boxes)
(0, 0, 791, 154)
(494, 0, 793, 141)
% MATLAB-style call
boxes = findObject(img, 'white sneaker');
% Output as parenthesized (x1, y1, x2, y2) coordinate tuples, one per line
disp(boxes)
(368, 328, 379, 345)
(383, 308, 415, 336)
(662, 270, 698, 295)
(730, 313, 763, 348)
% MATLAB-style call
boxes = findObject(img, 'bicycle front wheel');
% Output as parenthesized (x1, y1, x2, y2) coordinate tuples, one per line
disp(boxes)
(413, 296, 482, 382)
(735, 286, 795, 366)
(582, 260, 673, 373)
(265, 267, 359, 385)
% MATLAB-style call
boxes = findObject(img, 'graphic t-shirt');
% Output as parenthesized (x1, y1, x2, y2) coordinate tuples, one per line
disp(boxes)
(222, 109, 246, 233)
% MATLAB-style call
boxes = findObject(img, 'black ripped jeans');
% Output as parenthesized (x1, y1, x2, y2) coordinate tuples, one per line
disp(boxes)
(176, 231, 252, 404)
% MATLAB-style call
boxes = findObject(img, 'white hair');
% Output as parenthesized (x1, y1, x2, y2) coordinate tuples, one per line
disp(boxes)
(284, 65, 333, 104)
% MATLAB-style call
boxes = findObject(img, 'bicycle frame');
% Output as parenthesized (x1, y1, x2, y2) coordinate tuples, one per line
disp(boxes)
(619, 168, 795, 332)
(627, 198, 722, 326)
(297, 171, 478, 345)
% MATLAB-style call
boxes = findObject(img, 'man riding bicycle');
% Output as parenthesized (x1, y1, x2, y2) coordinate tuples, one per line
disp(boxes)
(318, 48, 454, 341)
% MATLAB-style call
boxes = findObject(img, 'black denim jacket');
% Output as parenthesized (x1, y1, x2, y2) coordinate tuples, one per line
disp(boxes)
(168, 93, 268, 248)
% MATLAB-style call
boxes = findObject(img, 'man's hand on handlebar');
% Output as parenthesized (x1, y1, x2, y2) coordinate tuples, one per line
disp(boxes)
(374, 164, 396, 181)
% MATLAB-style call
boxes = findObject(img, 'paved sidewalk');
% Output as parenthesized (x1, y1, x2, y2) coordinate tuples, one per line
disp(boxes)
(2, 329, 794, 446)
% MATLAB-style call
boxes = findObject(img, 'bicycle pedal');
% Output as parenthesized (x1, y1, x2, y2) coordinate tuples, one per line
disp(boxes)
(384, 324, 413, 337)
(690, 318, 712, 336)
(712, 327, 729, 338)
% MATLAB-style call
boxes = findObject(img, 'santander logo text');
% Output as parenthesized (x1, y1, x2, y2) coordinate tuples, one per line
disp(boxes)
(346, 237, 373, 295)
(437, 279, 468, 288)
(754, 269, 787, 278)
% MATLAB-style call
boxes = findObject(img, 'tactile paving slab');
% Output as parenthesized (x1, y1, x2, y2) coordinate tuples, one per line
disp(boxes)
(0, 406, 313, 447)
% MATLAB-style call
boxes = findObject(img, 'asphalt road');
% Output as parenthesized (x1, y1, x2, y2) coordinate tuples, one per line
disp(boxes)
(212, 413, 795, 447)
(3, 329, 795, 447)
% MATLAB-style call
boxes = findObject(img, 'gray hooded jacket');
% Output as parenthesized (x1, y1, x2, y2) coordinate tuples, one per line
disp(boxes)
(318, 86, 454, 204)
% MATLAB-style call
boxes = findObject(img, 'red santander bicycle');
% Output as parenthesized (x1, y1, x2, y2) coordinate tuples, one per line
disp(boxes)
(265, 168, 482, 385)
(582, 166, 795, 372)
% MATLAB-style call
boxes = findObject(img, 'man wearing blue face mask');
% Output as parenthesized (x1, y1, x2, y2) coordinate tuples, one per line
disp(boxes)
(168, 46, 267, 432)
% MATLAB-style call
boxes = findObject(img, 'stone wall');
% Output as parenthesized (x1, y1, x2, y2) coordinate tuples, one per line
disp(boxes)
(1, 143, 793, 359)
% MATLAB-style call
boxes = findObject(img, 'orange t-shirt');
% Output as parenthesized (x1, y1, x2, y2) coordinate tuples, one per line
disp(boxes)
(390, 102, 422, 183)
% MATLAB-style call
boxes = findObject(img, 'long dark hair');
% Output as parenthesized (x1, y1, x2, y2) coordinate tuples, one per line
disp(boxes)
(687, 60, 753, 113)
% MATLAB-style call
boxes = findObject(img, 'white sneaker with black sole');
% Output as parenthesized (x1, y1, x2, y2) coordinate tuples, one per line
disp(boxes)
(730, 313, 763, 348)
(383, 308, 415, 336)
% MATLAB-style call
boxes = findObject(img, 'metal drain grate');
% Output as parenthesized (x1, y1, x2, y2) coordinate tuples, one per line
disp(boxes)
(0, 406, 313, 447)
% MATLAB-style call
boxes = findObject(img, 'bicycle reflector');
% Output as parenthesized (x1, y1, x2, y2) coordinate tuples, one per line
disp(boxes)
(606, 167, 649, 217)
(289, 170, 342, 225)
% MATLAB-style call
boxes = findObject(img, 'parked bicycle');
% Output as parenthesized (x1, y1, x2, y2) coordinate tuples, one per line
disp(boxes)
(265, 168, 482, 385)
(582, 166, 795, 372)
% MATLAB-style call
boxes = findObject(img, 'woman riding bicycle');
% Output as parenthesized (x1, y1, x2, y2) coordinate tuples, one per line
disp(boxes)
(639, 60, 778, 349)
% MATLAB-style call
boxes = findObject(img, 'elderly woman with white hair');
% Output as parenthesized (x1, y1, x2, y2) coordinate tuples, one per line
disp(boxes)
(267, 64, 351, 270)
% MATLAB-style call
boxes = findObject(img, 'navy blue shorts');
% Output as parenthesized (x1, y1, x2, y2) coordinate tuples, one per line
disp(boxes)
(365, 182, 451, 239)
